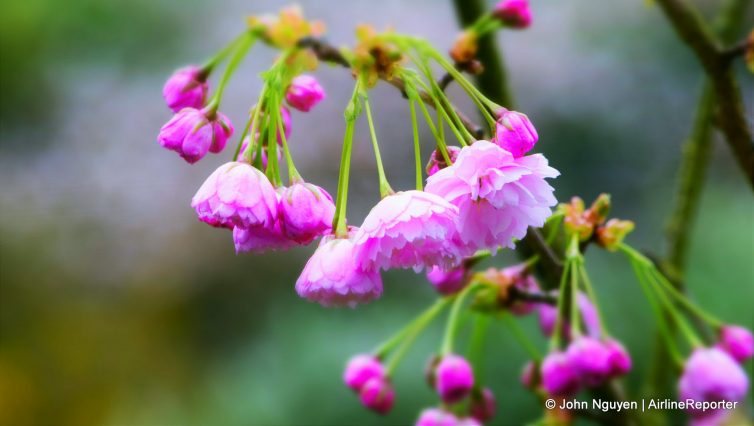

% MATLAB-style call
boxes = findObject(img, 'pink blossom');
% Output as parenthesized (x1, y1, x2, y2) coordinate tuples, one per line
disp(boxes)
(679, 348, 749, 422)
(541, 351, 580, 396)
(191, 162, 278, 229)
(279, 182, 335, 244)
(354, 190, 461, 272)
(605, 339, 632, 377)
(232, 222, 296, 253)
(416, 408, 457, 426)
(470, 388, 496, 423)
(285, 75, 326, 112)
(566, 337, 612, 387)
(717, 325, 753, 363)
(426, 141, 558, 256)
(426, 146, 461, 177)
(492, 0, 532, 29)
(435, 354, 474, 404)
(344, 354, 385, 392)
(492, 109, 538, 157)
(163, 66, 208, 112)
(158, 108, 233, 163)
(359, 377, 394, 415)
(426, 265, 467, 295)
(295, 231, 383, 308)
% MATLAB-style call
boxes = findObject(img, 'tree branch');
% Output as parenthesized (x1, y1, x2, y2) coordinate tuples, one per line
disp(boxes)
(297, 36, 485, 139)
(654, 0, 754, 189)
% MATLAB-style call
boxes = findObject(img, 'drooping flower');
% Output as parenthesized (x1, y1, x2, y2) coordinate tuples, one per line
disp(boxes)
(359, 377, 395, 415)
(426, 146, 461, 177)
(158, 108, 233, 163)
(354, 190, 461, 272)
(416, 408, 458, 426)
(605, 339, 632, 377)
(470, 388, 496, 423)
(566, 337, 612, 387)
(426, 265, 468, 295)
(538, 291, 600, 338)
(425, 141, 558, 256)
(435, 354, 475, 404)
(232, 221, 296, 253)
(191, 162, 278, 229)
(717, 325, 753, 363)
(344, 354, 385, 392)
(492, 0, 532, 29)
(492, 109, 538, 157)
(541, 351, 580, 396)
(279, 182, 335, 244)
(295, 231, 383, 308)
(285, 75, 326, 112)
(678, 348, 749, 422)
(163, 66, 208, 112)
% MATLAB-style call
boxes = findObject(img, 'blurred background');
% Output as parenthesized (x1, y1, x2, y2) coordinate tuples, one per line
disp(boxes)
(1, 0, 752, 425)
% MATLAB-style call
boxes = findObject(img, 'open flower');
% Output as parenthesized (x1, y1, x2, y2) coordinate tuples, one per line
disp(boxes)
(191, 162, 278, 229)
(232, 221, 295, 253)
(354, 190, 461, 272)
(285, 75, 326, 112)
(679, 348, 749, 423)
(163, 66, 208, 112)
(426, 141, 558, 256)
(279, 182, 335, 244)
(158, 108, 233, 163)
(296, 231, 383, 308)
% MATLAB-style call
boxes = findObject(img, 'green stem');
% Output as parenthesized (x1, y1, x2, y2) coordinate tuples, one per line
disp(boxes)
(502, 313, 542, 362)
(277, 108, 301, 183)
(551, 260, 572, 351)
(577, 262, 608, 337)
(332, 82, 362, 237)
(649, 268, 723, 327)
(385, 298, 452, 375)
(467, 313, 491, 382)
(206, 33, 255, 114)
(363, 96, 393, 198)
(441, 283, 483, 355)
(265, 93, 282, 186)
(409, 99, 423, 190)
(201, 31, 249, 74)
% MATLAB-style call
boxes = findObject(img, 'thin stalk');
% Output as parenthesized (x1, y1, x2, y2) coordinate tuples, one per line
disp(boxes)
(363, 97, 394, 197)
(206, 33, 255, 113)
(409, 99, 423, 190)
(441, 283, 483, 355)
(502, 313, 542, 362)
(577, 262, 608, 337)
(374, 297, 451, 358)
(332, 82, 361, 236)
(201, 31, 249, 74)
(385, 298, 452, 374)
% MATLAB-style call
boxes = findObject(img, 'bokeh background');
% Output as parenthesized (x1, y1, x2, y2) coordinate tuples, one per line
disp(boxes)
(1, 0, 753, 425)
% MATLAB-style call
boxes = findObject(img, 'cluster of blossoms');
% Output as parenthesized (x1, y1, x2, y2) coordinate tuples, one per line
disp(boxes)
(156, 2, 751, 424)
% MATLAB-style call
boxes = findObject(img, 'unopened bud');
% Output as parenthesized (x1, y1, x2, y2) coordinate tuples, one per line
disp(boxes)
(596, 219, 634, 251)
(450, 30, 478, 64)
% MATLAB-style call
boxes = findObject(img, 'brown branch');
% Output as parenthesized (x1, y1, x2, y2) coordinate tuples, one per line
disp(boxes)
(297, 36, 484, 139)
(508, 286, 557, 305)
(654, 0, 754, 189)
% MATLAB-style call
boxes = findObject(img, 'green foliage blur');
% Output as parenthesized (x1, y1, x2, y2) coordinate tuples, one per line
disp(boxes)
(0, 0, 752, 425)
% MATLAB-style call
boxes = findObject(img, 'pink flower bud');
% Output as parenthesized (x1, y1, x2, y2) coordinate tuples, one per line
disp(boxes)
(470, 387, 496, 423)
(492, 109, 538, 158)
(566, 337, 612, 387)
(492, 0, 532, 29)
(717, 325, 754, 363)
(295, 231, 383, 308)
(426, 146, 461, 176)
(359, 377, 395, 415)
(426, 265, 467, 295)
(416, 408, 457, 426)
(520, 360, 539, 389)
(605, 339, 632, 377)
(344, 354, 385, 392)
(435, 354, 474, 404)
(679, 348, 749, 421)
(541, 351, 580, 397)
(285, 75, 326, 112)
(158, 108, 233, 164)
(191, 162, 278, 229)
(279, 182, 335, 244)
(163, 66, 208, 112)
